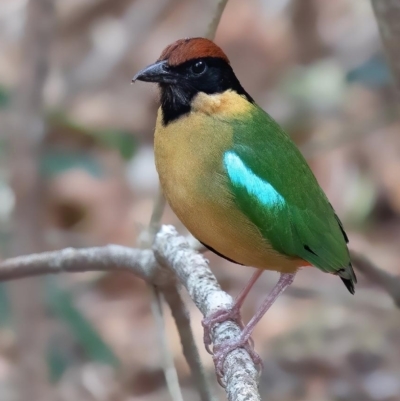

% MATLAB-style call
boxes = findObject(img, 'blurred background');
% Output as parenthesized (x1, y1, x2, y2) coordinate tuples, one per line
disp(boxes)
(0, 0, 399, 400)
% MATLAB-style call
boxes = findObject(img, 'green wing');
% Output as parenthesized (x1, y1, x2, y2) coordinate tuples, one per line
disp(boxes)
(224, 105, 356, 290)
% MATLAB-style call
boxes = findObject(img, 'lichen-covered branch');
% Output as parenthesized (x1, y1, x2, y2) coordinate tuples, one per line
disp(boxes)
(0, 226, 262, 401)
(0, 245, 161, 283)
(154, 227, 261, 401)
(2, 222, 400, 400)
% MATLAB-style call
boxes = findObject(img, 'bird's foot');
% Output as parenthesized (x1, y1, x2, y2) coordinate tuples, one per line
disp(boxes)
(202, 306, 247, 354)
(213, 332, 263, 381)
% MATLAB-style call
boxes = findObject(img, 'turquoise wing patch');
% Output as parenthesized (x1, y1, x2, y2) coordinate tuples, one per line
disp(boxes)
(223, 151, 285, 208)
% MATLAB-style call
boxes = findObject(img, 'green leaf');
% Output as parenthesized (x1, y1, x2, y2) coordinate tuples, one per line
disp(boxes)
(0, 284, 11, 326)
(95, 129, 137, 160)
(41, 150, 104, 178)
(47, 344, 71, 382)
(48, 111, 137, 160)
(0, 86, 11, 109)
(46, 278, 119, 368)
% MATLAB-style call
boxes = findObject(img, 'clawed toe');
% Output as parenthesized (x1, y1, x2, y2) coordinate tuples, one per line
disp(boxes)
(212, 335, 263, 381)
(202, 272, 294, 383)
(202, 307, 258, 379)
(201, 305, 260, 382)
(201, 307, 242, 353)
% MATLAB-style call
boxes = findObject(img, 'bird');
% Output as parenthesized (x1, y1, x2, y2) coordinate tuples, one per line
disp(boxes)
(132, 37, 356, 377)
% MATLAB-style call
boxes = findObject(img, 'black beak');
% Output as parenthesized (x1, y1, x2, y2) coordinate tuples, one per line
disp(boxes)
(132, 60, 177, 84)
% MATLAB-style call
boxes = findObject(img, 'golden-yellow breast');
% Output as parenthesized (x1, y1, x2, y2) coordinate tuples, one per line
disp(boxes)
(154, 91, 301, 273)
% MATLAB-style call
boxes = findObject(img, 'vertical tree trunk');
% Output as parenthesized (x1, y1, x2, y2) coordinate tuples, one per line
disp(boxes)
(371, 0, 400, 94)
(9, 0, 55, 400)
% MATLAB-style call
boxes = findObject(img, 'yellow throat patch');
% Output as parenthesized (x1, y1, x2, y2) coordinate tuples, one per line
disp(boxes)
(191, 90, 253, 119)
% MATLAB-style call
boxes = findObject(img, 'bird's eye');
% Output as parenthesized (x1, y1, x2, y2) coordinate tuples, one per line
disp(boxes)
(191, 61, 207, 75)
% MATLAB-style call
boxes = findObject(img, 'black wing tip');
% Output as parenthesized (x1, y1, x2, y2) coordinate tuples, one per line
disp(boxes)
(340, 262, 357, 295)
(341, 277, 355, 295)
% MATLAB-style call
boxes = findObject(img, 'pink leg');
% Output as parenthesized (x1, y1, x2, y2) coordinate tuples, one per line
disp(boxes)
(202, 269, 263, 353)
(213, 272, 296, 379)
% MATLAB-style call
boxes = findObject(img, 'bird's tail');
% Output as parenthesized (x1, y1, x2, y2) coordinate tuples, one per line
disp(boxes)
(338, 262, 357, 295)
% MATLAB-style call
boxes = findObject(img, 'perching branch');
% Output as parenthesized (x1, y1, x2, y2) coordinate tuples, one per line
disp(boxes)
(2, 229, 400, 400)
(0, 245, 158, 282)
(155, 227, 260, 400)
(0, 226, 261, 401)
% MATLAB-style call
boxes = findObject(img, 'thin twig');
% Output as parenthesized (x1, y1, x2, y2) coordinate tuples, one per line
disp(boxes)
(141, 187, 167, 246)
(150, 287, 184, 401)
(0, 246, 158, 282)
(163, 285, 215, 401)
(350, 250, 400, 307)
(138, 185, 183, 401)
(205, 0, 229, 40)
